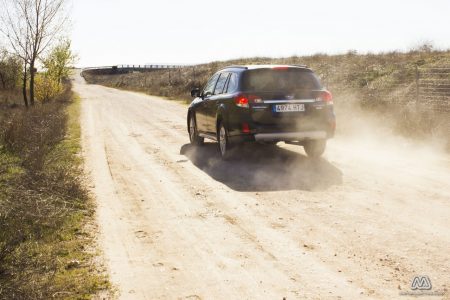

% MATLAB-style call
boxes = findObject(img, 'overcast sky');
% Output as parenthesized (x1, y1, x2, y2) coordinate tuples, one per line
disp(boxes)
(72, 0, 450, 67)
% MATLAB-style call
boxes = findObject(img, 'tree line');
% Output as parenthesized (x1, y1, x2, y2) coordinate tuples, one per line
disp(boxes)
(0, 0, 75, 106)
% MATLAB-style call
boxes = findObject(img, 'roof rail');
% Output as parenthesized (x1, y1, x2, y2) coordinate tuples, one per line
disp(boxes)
(221, 65, 248, 70)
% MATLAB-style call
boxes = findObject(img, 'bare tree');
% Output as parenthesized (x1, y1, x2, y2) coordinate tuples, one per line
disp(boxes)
(0, 0, 68, 106)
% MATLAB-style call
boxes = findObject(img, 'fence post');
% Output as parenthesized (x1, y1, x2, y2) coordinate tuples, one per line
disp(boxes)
(415, 65, 420, 104)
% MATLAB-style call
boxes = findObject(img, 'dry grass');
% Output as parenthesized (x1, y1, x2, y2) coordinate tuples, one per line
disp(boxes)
(0, 84, 110, 299)
(0, 89, 23, 107)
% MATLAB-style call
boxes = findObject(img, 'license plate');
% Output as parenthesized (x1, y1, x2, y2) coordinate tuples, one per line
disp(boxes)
(274, 103, 305, 112)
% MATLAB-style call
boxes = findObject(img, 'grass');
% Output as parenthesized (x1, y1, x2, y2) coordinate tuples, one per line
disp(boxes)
(0, 86, 110, 299)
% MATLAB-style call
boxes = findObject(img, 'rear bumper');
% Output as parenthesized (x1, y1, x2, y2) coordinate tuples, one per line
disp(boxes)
(227, 130, 328, 144)
(254, 131, 327, 142)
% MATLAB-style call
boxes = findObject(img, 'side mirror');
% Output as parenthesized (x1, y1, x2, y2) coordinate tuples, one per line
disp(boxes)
(191, 88, 201, 98)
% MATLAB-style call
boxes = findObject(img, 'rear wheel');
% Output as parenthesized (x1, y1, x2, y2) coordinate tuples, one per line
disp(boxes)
(304, 139, 326, 158)
(189, 113, 204, 146)
(218, 122, 232, 159)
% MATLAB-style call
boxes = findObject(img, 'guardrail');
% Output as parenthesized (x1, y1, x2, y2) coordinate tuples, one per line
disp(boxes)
(81, 64, 185, 76)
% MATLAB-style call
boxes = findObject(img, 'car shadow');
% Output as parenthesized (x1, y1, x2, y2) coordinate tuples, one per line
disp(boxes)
(180, 143, 343, 192)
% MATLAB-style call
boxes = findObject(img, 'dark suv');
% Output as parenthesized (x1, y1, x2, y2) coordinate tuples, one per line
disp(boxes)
(187, 65, 336, 158)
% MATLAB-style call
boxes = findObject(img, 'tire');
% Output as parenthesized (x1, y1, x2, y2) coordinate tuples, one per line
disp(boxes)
(304, 139, 326, 158)
(189, 113, 204, 146)
(217, 122, 232, 159)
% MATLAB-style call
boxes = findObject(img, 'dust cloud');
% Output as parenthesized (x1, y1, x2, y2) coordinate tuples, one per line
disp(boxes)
(181, 91, 450, 196)
(333, 92, 448, 169)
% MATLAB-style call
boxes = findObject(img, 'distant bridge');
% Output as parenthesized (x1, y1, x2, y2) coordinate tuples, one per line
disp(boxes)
(81, 64, 185, 76)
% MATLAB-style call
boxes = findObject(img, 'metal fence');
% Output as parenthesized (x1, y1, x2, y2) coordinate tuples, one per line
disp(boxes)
(418, 67, 450, 112)
(323, 65, 450, 113)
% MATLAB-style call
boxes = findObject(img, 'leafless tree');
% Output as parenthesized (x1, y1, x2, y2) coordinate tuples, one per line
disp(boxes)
(0, 0, 68, 106)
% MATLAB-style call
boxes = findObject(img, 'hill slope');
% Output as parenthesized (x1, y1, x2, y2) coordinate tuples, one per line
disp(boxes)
(83, 50, 450, 149)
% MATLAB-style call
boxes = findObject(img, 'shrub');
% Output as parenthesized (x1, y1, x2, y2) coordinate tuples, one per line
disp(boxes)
(0, 49, 21, 91)
(34, 73, 63, 103)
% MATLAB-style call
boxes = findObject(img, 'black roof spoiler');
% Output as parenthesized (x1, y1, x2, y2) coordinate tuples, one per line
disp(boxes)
(221, 65, 249, 70)
(292, 64, 308, 68)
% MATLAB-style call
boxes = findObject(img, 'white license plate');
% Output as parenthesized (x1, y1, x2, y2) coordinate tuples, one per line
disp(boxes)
(274, 103, 305, 112)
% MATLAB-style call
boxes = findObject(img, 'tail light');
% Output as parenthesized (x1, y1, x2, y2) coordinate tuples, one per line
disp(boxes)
(234, 94, 263, 108)
(235, 95, 249, 108)
(242, 122, 250, 133)
(316, 90, 333, 105)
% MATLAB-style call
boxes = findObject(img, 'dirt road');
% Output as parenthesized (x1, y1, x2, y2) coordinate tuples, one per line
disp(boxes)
(73, 73, 450, 299)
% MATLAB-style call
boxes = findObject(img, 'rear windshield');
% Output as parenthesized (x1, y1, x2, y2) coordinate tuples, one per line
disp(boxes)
(242, 68, 322, 92)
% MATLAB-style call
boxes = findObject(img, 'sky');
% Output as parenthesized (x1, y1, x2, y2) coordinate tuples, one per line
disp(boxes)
(71, 0, 450, 67)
